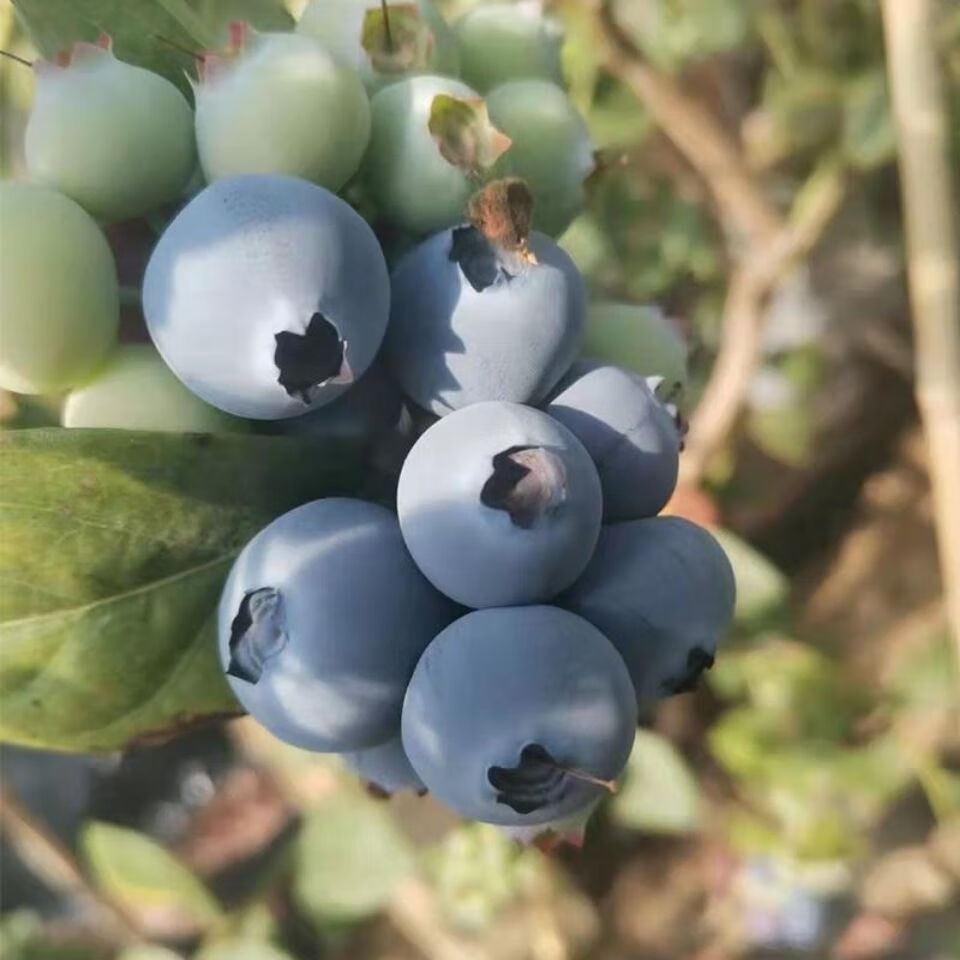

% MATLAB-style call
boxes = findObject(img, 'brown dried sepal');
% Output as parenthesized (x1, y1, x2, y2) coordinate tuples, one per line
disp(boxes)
(467, 178, 537, 261)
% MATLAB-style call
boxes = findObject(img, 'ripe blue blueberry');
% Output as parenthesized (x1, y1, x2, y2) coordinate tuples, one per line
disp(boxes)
(218, 498, 458, 751)
(143, 174, 390, 420)
(546, 361, 682, 521)
(561, 517, 736, 709)
(397, 402, 603, 608)
(342, 734, 425, 797)
(401, 606, 637, 826)
(387, 226, 585, 415)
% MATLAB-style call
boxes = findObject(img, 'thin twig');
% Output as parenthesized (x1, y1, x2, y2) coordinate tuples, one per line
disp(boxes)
(881, 0, 960, 656)
(0, 781, 146, 946)
(680, 159, 846, 485)
(566, 0, 828, 485)
(589, 0, 783, 247)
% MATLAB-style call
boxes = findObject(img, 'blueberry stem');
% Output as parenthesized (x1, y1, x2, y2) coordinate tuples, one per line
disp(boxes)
(380, 0, 394, 52)
(542, 760, 618, 795)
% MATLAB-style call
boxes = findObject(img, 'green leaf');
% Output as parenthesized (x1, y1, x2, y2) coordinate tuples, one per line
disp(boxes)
(195, 943, 294, 960)
(0, 429, 356, 752)
(609, 730, 701, 834)
(762, 67, 842, 153)
(117, 949, 184, 960)
(425, 823, 534, 931)
(612, 0, 750, 72)
(82, 822, 222, 932)
(710, 529, 789, 626)
(842, 69, 896, 170)
(0, 912, 111, 960)
(293, 791, 415, 925)
(747, 402, 814, 467)
(11, 0, 292, 93)
(887, 629, 956, 711)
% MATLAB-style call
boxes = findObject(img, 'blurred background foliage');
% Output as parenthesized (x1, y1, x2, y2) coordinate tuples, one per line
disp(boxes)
(2, 0, 959, 958)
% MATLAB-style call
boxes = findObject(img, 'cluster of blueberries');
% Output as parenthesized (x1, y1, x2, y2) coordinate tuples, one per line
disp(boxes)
(1, 1, 736, 846)
(142, 172, 736, 845)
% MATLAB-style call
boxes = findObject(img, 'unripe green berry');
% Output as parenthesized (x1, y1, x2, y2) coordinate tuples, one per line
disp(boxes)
(25, 38, 195, 222)
(0, 183, 119, 394)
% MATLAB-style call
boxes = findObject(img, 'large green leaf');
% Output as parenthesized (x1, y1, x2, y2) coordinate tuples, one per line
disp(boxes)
(82, 822, 222, 932)
(0, 429, 357, 752)
(609, 730, 701, 834)
(12, 0, 293, 93)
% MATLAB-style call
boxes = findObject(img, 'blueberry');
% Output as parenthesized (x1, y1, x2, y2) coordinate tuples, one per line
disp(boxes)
(143, 175, 389, 420)
(218, 498, 458, 751)
(561, 517, 736, 709)
(401, 606, 637, 826)
(397, 402, 602, 607)
(387, 227, 585, 416)
(546, 361, 681, 521)
(363, 75, 482, 235)
(342, 734, 425, 798)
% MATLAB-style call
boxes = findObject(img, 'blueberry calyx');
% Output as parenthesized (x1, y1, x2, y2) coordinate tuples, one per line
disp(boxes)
(489, 743, 617, 815)
(660, 645, 715, 695)
(227, 587, 288, 684)
(274, 312, 353, 404)
(487, 743, 567, 814)
(479, 445, 567, 529)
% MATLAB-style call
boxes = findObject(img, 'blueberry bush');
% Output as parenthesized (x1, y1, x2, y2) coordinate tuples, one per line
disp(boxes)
(1, 1, 958, 959)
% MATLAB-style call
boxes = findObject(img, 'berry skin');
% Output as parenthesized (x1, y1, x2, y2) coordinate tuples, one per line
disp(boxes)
(218, 498, 459, 752)
(583, 302, 688, 392)
(397, 402, 602, 608)
(561, 517, 736, 710)
(387, 227, 586, 415)
(143, 175, 389, 420)
(195, 29, 370, 191)
(486, 80, 594, 237)
(453, 2, 564, 93)
(25, 39, 195, 223)
(363, 75, 482, 235)
(401, 605, 637, 826)
(296, 0, 459, 92)
(546, 361, 681, 521)
(62, 345, 245, 433)
(0, 183, 118, 395)
(342, 734, 425, 797)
